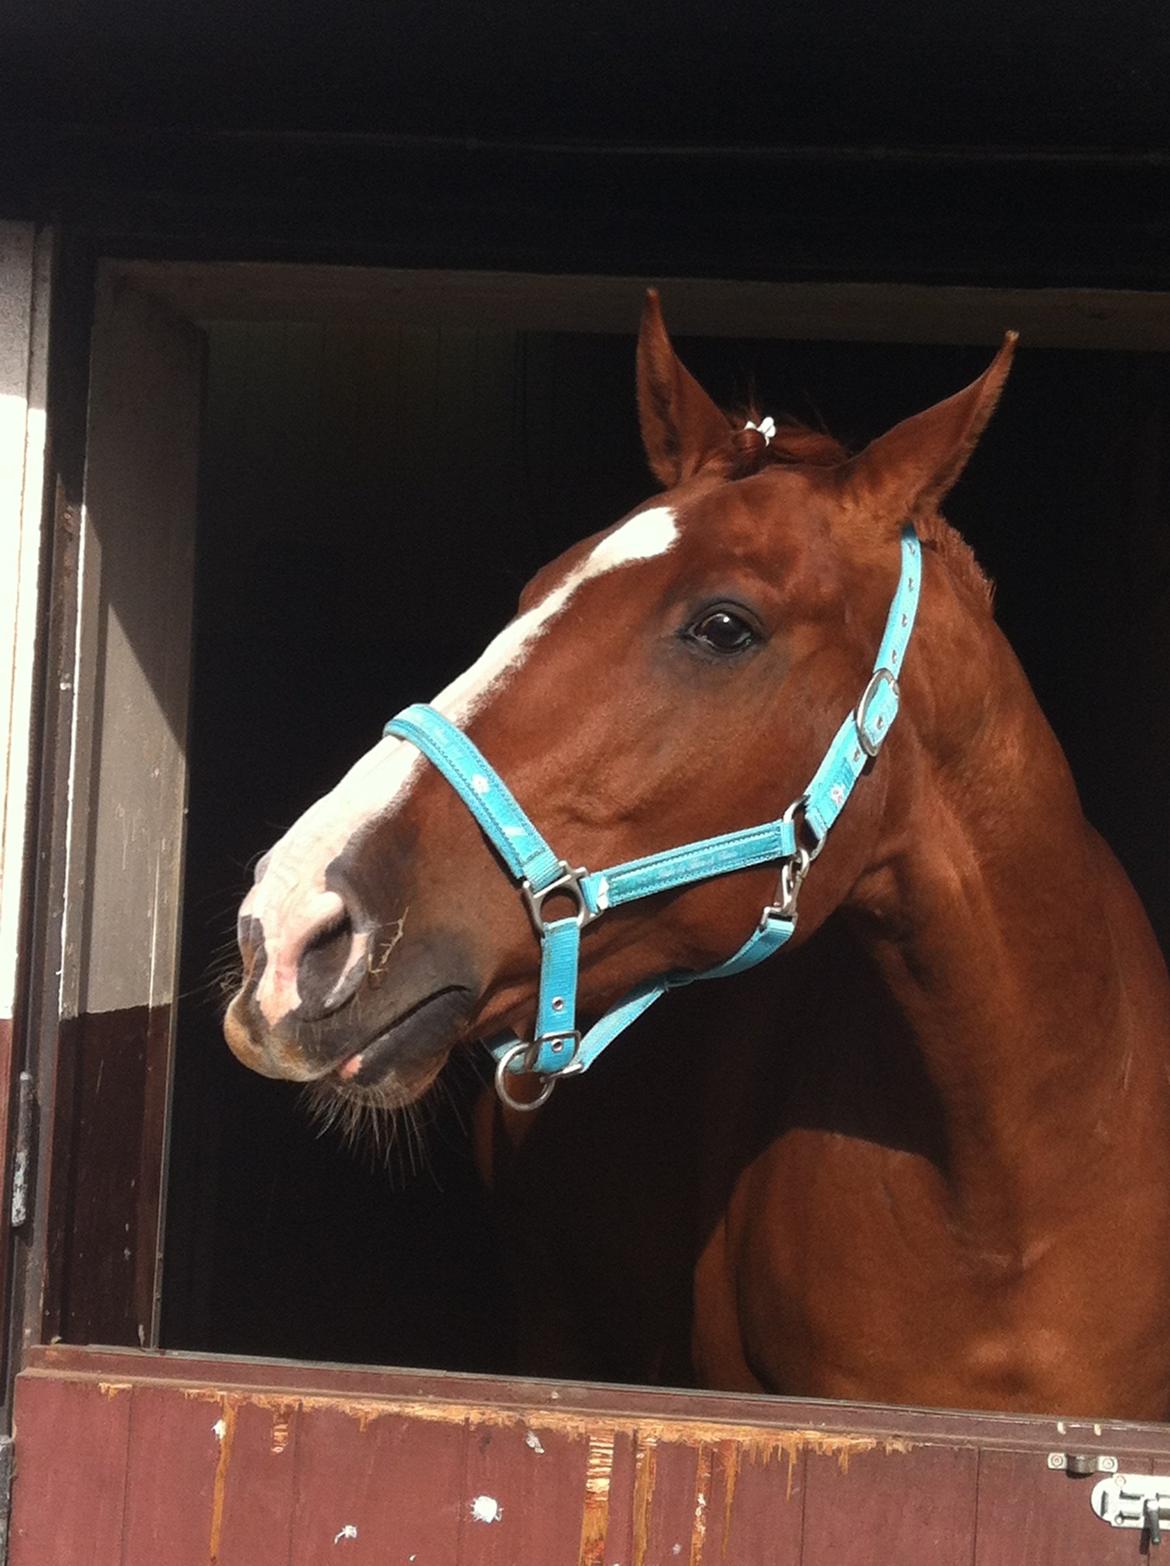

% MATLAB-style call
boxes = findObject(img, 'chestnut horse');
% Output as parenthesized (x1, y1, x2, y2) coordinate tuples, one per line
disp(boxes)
(226, 294, 1170, 1419)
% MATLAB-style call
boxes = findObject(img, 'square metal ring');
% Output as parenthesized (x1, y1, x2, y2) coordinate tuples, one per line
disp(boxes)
(521, 862, 596, 934)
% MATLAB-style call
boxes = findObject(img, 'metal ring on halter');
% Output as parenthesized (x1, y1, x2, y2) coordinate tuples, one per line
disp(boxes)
(494, 1041, 557, 1112)
(782, 796, 826, 863)
(520, 861, 596, 936)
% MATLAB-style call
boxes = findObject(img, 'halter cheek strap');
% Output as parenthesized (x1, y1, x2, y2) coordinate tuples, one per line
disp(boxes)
(385, 525, 922, 1109)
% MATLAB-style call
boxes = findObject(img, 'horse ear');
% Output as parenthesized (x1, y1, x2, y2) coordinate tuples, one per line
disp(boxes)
(637, 289, 732, 487)
(844, 333, 1018, 525)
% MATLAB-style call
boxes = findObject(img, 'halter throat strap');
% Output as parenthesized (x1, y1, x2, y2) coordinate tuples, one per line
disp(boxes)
(384, 525, 922, 1108)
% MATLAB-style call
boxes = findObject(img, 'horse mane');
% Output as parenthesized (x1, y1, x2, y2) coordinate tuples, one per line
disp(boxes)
(729, 408, 994, 608)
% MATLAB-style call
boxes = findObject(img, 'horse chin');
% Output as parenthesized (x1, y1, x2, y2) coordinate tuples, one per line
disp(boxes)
(321, 982, 473, 1102)
(322, 1057, 446, 1112)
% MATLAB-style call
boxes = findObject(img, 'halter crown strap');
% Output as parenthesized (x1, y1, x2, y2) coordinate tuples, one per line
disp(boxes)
(384, 525, 922, 1105)
(803, 527, 921, 844)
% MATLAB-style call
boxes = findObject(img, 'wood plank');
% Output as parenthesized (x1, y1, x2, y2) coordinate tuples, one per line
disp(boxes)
(702, 1439, 805, 1565)
(629, 1433, 700, 1566)
(0, 220, 52, 1393)
(118, 260, 1170, 352)
(53, 1005, 168, 1345)
(801, 1440, 977, 1566)
(120, 1382, 220, 1566)
(973, 1447, 1159, 1566)
(9, 1373, 132, 1566)
(580, 1427, 637, 1566)
(67, 272, 202, 1024)
(19, 1356, 1170, 1565)
(288, 1402, 464, 1564)
(27, 1345, 1170, 1461)
(457, 1412, 590, 1564)
(211, 1395, 299, 1566)
(0, 220, 52, 1028)
(48, 273, 203, 1349)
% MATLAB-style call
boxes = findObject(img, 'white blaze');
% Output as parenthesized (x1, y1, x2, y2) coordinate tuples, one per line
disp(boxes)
(247, 505, 678, 1024)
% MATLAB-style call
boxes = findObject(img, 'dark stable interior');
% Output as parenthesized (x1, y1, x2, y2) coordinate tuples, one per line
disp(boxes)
(164, 321, 1170, 1376)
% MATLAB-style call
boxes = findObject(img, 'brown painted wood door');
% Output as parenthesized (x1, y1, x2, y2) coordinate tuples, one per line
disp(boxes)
(11, 1345, 1170, 1565)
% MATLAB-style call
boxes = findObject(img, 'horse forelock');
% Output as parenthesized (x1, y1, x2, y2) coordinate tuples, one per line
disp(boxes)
(734, 410, 850, 471)
(717, 414, 994, 611)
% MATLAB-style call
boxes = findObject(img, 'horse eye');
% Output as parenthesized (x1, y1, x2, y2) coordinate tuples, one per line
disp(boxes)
(687, 608, 758, 654)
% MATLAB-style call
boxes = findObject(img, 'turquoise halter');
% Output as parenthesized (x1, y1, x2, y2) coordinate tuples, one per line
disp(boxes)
(385, 525, 922, 1110)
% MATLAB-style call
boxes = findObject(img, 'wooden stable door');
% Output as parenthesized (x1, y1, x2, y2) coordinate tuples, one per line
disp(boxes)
(12, 259, 1170, 1564)
(20, 268, 202, 1357)
(12, 1344, 1170, 1565)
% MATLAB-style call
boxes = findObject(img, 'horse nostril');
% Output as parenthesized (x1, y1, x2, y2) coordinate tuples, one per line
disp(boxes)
(237, 914, 264, 974)
(296, 899, 367, 1016)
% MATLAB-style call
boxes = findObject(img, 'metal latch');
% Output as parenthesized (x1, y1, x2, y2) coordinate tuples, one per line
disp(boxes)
(1092, 1475, 1170, 1545)
(1048, 1450, 1117, 1476)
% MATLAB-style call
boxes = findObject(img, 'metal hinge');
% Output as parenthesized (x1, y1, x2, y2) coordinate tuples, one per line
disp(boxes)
(9, 1072, 34, 1229)
(1092, 1474, 1170, 1547)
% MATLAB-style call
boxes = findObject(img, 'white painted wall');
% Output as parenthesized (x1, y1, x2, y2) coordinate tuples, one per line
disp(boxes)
(0, 223, 52, 1022)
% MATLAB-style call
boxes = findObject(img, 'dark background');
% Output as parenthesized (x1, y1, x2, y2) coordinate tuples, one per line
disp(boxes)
(2, 0, 1167, 147)
(2, 2, 1170, 287)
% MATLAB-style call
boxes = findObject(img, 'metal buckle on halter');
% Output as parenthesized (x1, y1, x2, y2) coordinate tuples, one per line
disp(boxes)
(521, 861, 596, 935)
(538, 1029, 585, 1073)
(855, 667, 899, 760)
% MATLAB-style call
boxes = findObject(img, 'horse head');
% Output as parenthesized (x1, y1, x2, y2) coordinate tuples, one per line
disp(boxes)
(225, 292, 1013, 1113)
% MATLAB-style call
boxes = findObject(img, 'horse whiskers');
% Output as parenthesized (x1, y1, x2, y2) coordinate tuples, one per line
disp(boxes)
(200, 924, 250, 1013)
(299, 1076, 440, 1186)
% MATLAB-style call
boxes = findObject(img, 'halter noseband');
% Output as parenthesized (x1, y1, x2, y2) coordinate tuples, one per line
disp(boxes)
(385, 525, 921, 1110)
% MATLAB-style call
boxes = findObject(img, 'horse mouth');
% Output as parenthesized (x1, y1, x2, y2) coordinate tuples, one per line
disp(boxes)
(330, 985, 472, 1098)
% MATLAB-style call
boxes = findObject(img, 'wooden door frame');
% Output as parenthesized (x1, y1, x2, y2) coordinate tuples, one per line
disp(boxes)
(11, 247, 203, 1382)
(120, 260, 1170, 350)
(15, 247, 1170, 1386)
(5, 243, 1170, 1565)
(0, 222, 54, 1411)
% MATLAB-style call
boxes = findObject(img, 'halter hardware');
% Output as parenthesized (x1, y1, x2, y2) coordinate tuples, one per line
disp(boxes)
(767, 846, 811, 926)
(855, 666, 900, 760)
(494, 1041, 560, 1111)
(385, 526, 923, 1108)
(521, 862, 596, 934)
(759, 798, 818, 926)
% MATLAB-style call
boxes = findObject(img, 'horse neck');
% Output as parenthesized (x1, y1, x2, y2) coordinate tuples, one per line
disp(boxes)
(846, 553, 1169, 1220)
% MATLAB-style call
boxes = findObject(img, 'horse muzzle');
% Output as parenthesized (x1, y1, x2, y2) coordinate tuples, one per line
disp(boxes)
(225, 900, 481, 1102)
